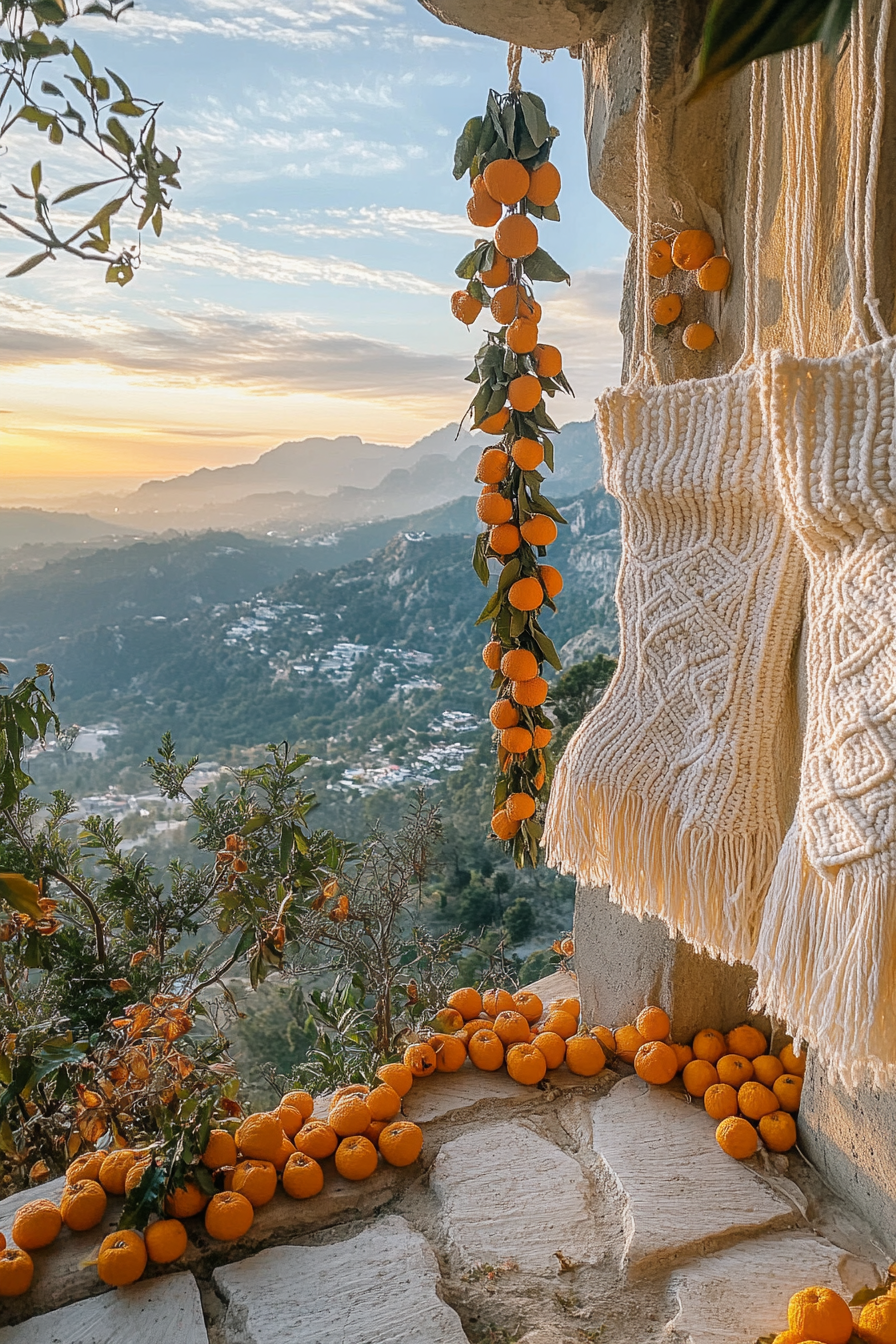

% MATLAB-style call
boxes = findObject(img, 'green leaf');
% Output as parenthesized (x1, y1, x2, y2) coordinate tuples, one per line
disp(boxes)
(531, 626, 562, 672)
(468, 277, 488, 305)
(453, 115, 483, 179)
(105, 262, 133, 286)
(455, 243, 489, 281)
(519, 92, 551, 149)
(523, 247, 570, 284)
(71, 42, 93, 79)
(471, 532, 490, 586)
(48, 122, 64, 145)
(52, 178, 116, 204)
(0, 874, 43, 921)
(118, 1161, 165, 1231)
(476, 592, 502, 626)
(850, 1283, 891, 1307)
(279, 823, 293, 873)
(109, 99, 144, 117)
(692, 0, 856, 98)
(30, 162, 42, 193)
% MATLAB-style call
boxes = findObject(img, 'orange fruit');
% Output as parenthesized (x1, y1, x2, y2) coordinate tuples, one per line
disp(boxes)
(726, 1024, 768, 1059)
(759, 1110, 798, 1153)
(671, 1042, 694, 1071)
(451, 290, 482, 325)
(773, 1073, 803, 1113)
(771, 1333, 804, 1344)
(467, 189, 501, 228)
(495, 214, 538, 258)
(482, 640, 503, 671)
(646, 238, 673, 277)
(635, 1006, 671, 1042)
(511, 437, 544, 470)
(99, 1149, 137, 1195)
(506, 1041, 547, 1085)
(501, 726, 533, 754)
(752, 1054, 785, 1088)
(692, 1028, 726, 1064)
(165, 1179, 209, 1219)
(67, 1153, 104, 1184)
(543, 1010, 577, 1040)
(716, 1054, 754, 1088)
(778, 1042, 806, 1077)
(508, 374, 542, 413)
(483, 157, 530, 205)
(566, 1035, 606, 1077)
(202, 1128, 238, 1169)
(534, 344, 562, 378)
(683, 321, 716, 350)
(483, 988, 516, 1016)
(547, 996, 580, 1020)
(788, 1286, 855, 1344)
(124, 1160, 152, 1195)
(513, 676, 548, 707)
(716, 1115, 758, 1160)
(335, 1135, 379, 1180)
(145, 1218, 187, 1265)
(0, 1247, 33, 1297)
(293, 1120, 339, 1160)
(491, 810, 520, 840)
(532, 1031, 566, 1069)
(366, 1083, 402, 1120)
(480, 252, 511, 287)
(697, 255, 731, 291)
(682, 1059, 719, 1098)
(477, 406, 511, 435)
(501, 647, 539, 681)
(489, 522, 520, 556)
(231, 1159, 277, 1208)
(272, 1135, 296, 1173)
(704, 1082, 739, 1121)
(671, 228, 715, 270)
(512, 990, 543, 1023)
(507, 317, 539, 353)
(236, 1112, 283, 1162)
(490, 699, 520, 729)
(614, 1024, 646, 1063)
(592, 1025, 616, 1055)
(491, 285, 537, 324)
(505, 792, 536, 822)
(431, 1034, 467, 1072)
(856, 1290, 896, 1343)
(376, 1062, 414, 1097)
(11, 1199, 62, 1250)
(281, 1088, 315, 1116)
(532, 724, 552, 748)
(468, 1028, 504, 1071)
(520, 514, 558, 546)
(455, 1018, 489, 1043)
(526, 161, 560, 206)
(205, 1190, 254, 1241)
(492, 1009, 531, 1045)
(282, 1151, 324, 1200)
(60, 1179, 107, 1232)
(97, 1229, 147, 1286)
(508, 576, 544, 611)
(403, 1041, 437, 1078)
(634, 1040, 678, 1085)
(329, 1095, 372, 1137)
(651, 293, 682, 325)
(477, 492, 514, 525)
(478, 448, 510, 484)
(278, 1104, 305, 1140)
(539, 564, 563, 599)
(737, 1081, 779, 1121)
(378, 1120, 424, 1168)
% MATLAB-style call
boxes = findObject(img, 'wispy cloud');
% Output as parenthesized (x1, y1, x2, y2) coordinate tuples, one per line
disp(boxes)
(244, 205, 472, 240)
(75, 0, 405, 49)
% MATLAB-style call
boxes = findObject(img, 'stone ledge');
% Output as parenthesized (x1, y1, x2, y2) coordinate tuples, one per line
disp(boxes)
(0, 1271, 208, 1344)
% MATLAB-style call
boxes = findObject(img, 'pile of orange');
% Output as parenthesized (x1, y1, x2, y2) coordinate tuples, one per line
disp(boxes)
(766, 1281, 894, 1344)
(596, 1004, 805, 1161)
(646, 227, 730, 352)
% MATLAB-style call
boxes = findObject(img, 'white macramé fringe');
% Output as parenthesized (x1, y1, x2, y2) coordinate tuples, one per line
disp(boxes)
(753, 825, 896, 1090)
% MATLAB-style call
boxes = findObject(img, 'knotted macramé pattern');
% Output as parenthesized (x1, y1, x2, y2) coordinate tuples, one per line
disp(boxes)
(754, 340, 896, 1087)
(544, 369, 806, 963)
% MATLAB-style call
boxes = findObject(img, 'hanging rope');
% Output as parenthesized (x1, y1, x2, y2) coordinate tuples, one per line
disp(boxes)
(630, 26, 660, 385)
(864, 0, 892, 340)
(507, 44, 522, 94)
(736, 58, 769, 368)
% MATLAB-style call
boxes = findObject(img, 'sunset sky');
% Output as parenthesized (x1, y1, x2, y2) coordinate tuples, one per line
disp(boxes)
(1, 0, 628, 498)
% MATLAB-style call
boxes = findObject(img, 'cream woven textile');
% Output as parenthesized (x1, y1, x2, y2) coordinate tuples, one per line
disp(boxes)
(754, 339, 896, 1085)
(544, 370, 806, 962)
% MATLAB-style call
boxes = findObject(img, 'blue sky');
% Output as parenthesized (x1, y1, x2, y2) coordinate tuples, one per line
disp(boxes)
(1, 0, 628, 495)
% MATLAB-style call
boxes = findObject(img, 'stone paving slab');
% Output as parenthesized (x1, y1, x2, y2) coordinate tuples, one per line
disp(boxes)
(212, 1215, 467, 1344)
(665, 1231, 860, 1343)
(0, 1272, 208, 1344)
(403, 1060, 610, 1125)
(430, 1119, 600, 1274)
(590, 1077, 797, 1275)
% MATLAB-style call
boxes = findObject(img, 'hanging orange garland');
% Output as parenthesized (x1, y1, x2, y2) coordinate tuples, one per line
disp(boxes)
(450, 53, 572, 867)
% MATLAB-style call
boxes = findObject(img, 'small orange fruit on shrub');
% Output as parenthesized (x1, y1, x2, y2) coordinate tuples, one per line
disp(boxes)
(282, 1152, 324, 1200)
(67, 1152, 104, 1184)
(752, 1054, 785, 1088)
(532, 1031, 566, 1070)
(502, 726, 534, 754)
(293, 1121, 339, 1160)
(376, 1062, 415, 1097)
(97, 1229, 147, 1286)
(759, 1111, 798, 1153)
(483, 157, 530, 205)
(716, 1054, 754, 1088)
(202, 1128, 238, 1169)
(495, 214, 538, 259)
(124, 1159, 151, 1194)
(704, 1082, 739, 1121)
(431, 1034, 467, 1073)
(480, 252, 511, 287)
(467, 188, 501, 228)
(635, 1005, 671, 1042)
(491, 285, 536, 324)
(506, 1041, 547, 1085)
(726, 1024, 768, 1059)
(12, 1199, 62, 1251)
(0, 1248, 33, 1297)
(856, 1289, 896, 1343)
(692, 1027, 726, 1064)
(512, 990, 543, 1023)
(505, 793, 536, 822)
(99, 1149, 137, 1195)
(634, 1040, 678, 1085)
(544, 1010, 578, 1041)
(477, 492, 513, 525)
(592, 1025, 616, 1055)
(672, 228, 715, 271)
(483, 988, 516, 1016)
(493, 1009, 531, 1045)
(683, 321, 716, 351)
(512, 437, 544, 470)
(534, 344, 562, 378)
(451, 290, 482, 325)
(378, 1121, 424, 1167)
(646, 238, 673, 277)
(490, 699, 520, 730)
(60, 1179, 107, 1232)
(404, 1041, 438, 1078)
(236, 1112, 283, 1162)
(507, 317, 539, 353)
(520, 514, 558, 546)
(682, 1059, 719, 1098)
(526, 161, 561, 207)
(539, 564, 563, 599)
(335, 1135, 379, 1180)
(366, 1083, 402, 1119)
(448, 987, 483, 1021)
(278, 1104, 305, 1139)
(468, 1028, 504, 1071)
(478, 448, 510, 484)
(773, 1073, 804, 1112)
(779, 1042, 806, 1077)
(697, 255, 731, 291)
(513, 676, 548, 707)
(651, 293, 682, 325)
(715, 1115, 758, 1160)
(145, 1218, 188, 1265)
(205, 1190, 254, 1241)
(508, 576, 544, 611)
(232, 1160, 277, 1208)
(430, 1006, 464, 1033)
(671, 1042, 694, 1071)
(165, 1179, 209, 1220)
(614, 1023, 646, 1063)
(566, 1034, 606, 1077)
(489, 522, 521, 555)
(788, 1286, 855, 1344)
(491, 809, 520, 840)
(508, 374, 543, 413)
(329, 1095, 372, 1137)
(737, 1081, 779, 1121)
(501, 647, 538, 681)
(478, 407, 511, 435)
(533, 724, 553, 748)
